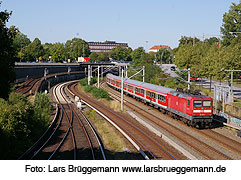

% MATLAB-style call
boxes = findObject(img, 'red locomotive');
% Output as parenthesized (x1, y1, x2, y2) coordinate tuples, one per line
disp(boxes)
(106, 73, 212, 128)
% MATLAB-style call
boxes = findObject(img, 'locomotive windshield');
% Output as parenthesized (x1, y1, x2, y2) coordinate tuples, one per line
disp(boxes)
(193, 100, 211, 107)
(203, 100, 211, 107)
(193, 100, 202, 107)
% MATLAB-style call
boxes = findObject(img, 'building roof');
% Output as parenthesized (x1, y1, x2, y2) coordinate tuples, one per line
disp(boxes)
(149, 45, 171, 51)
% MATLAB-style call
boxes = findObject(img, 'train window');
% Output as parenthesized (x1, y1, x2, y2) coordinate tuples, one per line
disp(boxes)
(193, 100, 202, 107)
(188, 100, 190, 106)
(135, 88, 139, 93)
(140, 89, 144, 94)
(158, 94, 161, 100)
(152, 93, 156, 99)
(147, 91, 150, 97)
(163, 96, 166, 102)
(203, 100, 211, 107)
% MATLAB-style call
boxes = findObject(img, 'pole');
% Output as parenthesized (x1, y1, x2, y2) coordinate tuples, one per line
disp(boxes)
(214, 85, 217, 114)
(188, 68, 190, 90)
(97, 66, 100, 88)
(231, 71, 233, 95)
(125, 65, 128, 78)
(88, 65, 90, 85)
(143, 66, 145, 82)
(222, 88, 225, 119)
(119, 66, 121, 76)
(121, 68, 124, 111)
(101, 65, 103, 81)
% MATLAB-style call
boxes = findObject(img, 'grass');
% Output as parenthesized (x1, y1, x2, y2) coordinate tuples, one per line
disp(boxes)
(85, 109, 132, 159)
(78, 82, 139, 159)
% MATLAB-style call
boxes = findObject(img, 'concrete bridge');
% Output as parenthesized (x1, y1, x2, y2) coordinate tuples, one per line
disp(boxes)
(14, 62, 114, 82)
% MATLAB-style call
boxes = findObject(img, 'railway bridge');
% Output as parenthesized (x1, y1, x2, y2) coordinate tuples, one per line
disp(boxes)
(14, 62, 117, 82)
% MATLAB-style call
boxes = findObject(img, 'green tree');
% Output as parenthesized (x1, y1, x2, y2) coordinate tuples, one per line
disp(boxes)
(89, 52, 99, 62)
(204, 37, 220, 45)
(0, 93, 33, 158)
(30, 38, 44, 61)
(13, 31, 31, 61)
(50, 43, 65, 62)
(98, 52, 110, 61)
(221, 1, 241, 46)
(65, 38, 90, 60)
(42, 43, 53, 61)
(0, 3, 17, 99)
(178, 36, 200, 46)
(109, 46, 132, 61)
(156, 48, 172, 64)
(131, 47, 145, 65)
(21, 38, 44, 61)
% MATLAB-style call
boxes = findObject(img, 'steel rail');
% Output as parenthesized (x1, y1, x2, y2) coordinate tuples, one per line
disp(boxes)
(70, 82, 177, 160)
(48, 83, 76, 160)
(65, 81, 107, 160)
(18, 103, 59, 160)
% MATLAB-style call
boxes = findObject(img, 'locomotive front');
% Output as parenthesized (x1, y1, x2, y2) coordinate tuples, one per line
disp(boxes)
(191, 97, 213, 128)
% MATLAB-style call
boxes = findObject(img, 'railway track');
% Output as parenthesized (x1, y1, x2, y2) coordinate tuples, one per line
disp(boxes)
(14, 78, 40, 96)
(101, 82, 241, 160)
(19, 81, 106, 160)
(69, 82, 187, 160)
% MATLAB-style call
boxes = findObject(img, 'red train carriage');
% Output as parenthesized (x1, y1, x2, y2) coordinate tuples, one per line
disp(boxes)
(106, 73, 213, 128)
(106, 74, 172, 110)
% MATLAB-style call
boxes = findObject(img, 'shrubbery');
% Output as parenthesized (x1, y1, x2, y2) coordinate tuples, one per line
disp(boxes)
(80, 78, 110, 100)
(79, 77, 97, 86)
(0, 93, 51, 159)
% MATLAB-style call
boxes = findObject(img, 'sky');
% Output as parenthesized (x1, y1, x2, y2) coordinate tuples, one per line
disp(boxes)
(1, 0, 240, 50)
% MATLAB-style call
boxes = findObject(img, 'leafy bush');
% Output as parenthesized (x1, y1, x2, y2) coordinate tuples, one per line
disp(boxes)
(79, 78, 88, 86)
(79, 77, 97, 86)
(0, 93, 33, 158)
(0, 93, 51, 159)
(84, 85, 94, 93)
(92, 87, 110, 100)
(32, 93, 51, 140)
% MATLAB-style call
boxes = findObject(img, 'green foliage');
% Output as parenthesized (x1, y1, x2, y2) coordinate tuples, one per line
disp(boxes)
(110, 46, 132, 61)
(0, 94, 33, 158)
(79, 77, 110, 100)
(79, 77, 97, 86)
(13, 32, 31, 61)
(79, 78, 88, 86)
(65, 38, 90, 59)
(0, 3, 17, 99)
(89, 52, 99, 62)
(32, 93, 51, 138)
(221, 1, 241, 46)
(21, 38, 44, 61)
(50, 43, 65, 62)
(84, 85, 110, 100)
(130, 47, 145, 65)
(84, 85, 94, 93)
(92, 87, 110, 100)
(0, 93, 51, 159)
(178, 36, 201, 46)
(155, 48, 173, 64)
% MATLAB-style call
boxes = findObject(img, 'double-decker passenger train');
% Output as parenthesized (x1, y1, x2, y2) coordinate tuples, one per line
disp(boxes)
(106, 73, 213, 128)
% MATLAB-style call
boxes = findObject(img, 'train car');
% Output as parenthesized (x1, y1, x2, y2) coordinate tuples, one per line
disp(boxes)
(106, 73, 213, 128)
(106, 73, 173, 110)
